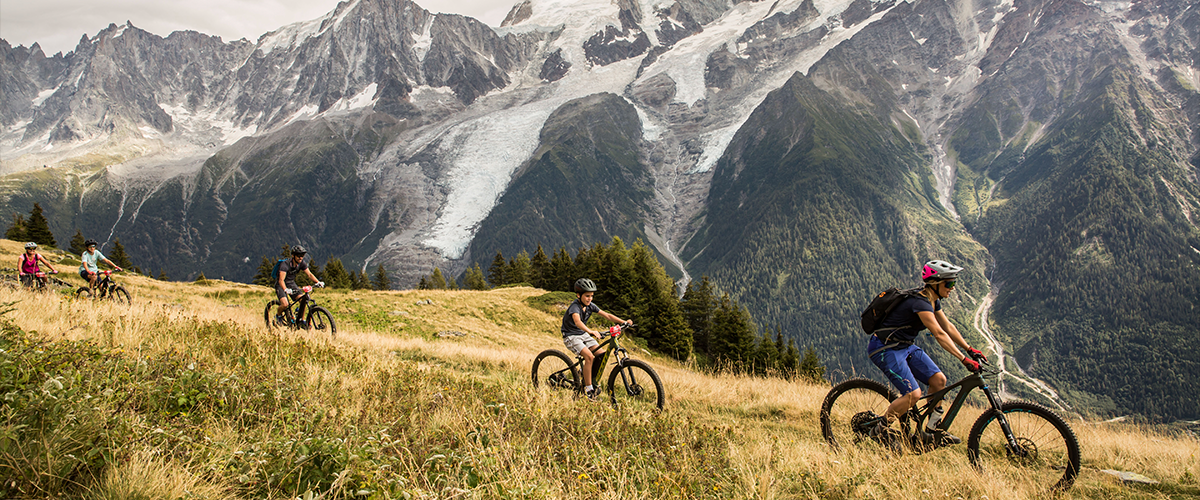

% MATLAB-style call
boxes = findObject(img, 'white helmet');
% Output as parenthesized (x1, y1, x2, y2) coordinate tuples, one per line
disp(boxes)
(25, 242, 38, 249)
(922, 260, 962, 282)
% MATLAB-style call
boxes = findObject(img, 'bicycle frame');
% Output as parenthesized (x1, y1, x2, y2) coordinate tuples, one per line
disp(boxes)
(908, 366, 1023, 453)
(562, 325, 635, 391)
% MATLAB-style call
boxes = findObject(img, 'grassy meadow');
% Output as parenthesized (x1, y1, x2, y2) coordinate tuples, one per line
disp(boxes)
(1, 239, 1197, 499)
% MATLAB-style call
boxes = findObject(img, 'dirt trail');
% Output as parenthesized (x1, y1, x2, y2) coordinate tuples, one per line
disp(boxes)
(972, 290, 1071, 412)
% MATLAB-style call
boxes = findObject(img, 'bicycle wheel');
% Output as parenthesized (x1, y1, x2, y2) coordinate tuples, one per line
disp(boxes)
(606, 359, 664, 412)
(306, 307, 337, 338)
(820, 378, 904, 451)
(531, 349, 579, 394)
(110, 286, 131, 304)
(967, 400, 1081, 492)
(264, 300, 281, 329)
(75, 287, 93, 299)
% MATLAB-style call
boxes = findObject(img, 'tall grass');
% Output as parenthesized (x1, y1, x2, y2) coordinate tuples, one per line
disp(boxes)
(0, 240, 1197, 498)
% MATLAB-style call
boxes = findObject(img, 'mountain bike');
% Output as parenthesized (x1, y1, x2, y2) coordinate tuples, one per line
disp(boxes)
(531, 323, 664, 411)
(263, 285, 336, 338)
(819, 355, 1081, 492)
(75, 270, 131, 303)
(21, 271, 58, 291)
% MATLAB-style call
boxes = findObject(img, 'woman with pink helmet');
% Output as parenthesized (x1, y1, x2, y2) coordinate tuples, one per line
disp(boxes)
(866, 260, 989, 448)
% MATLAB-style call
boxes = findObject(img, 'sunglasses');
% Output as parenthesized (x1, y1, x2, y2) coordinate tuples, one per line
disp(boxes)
(944, 280, 956, 288)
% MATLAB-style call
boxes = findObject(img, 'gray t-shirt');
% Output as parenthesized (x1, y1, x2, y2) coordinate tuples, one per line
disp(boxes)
(561, 300, 600, 337)
(278, 259, 309, 290)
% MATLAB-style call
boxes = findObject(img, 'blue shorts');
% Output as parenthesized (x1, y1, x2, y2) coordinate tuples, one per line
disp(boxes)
(868, 336, 942, 395)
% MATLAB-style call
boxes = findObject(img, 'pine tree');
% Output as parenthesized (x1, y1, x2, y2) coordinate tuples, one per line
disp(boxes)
(506, 251, 531, 284)
(709, 294, 756, 371)
(323, 258, 352, 289)
(357, 270, 371, 290)
(446, 274, 459, 290)
(753, 331, 781, 377)
(530, 244, 551, 289)
(643, 289, 693, 361)
(5, 213, 26, 241)
(157, 269, 169, 281)
(108, 238, 133, 268)
(24, 203, 56, 247)
(372, 264, 391, 290)
(682, 276, 717, 358)
(195, 272, 208, 282)
(418, 276, 430, 289)
(549, 247, 574, 291)
(781, 338, 800, 380)
(799, 346, 826, 384)
(68, 229, 87, 255)
(464, 263, 488, 290)
(488, 251, 506, 286)
(429, 268, 447, 289)
(253, 256, 277, 286)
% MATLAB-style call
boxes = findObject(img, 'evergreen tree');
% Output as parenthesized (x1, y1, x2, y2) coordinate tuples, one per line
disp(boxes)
(549, 247, 574, 291)
(4, 213, 26, 241)
(323, 258, 352, 289)
(682, 276, 717, 357)
(447, 274, 459, 290)
(108, 238, 133, 268)
(488, 251, 506, 286)
(418, 276, 430, 290)
(709, 293, 756, 371)
(253, 256, 277, 286)
(195, 272, 208, 282)
(753, 331, 782, 377)
(349, 269, 364, 290)
(68, 229, 87, 256)
(24, 203, 55, 247)
(464, 263, 489, 290)
(429, 268, 447, 289)
(506, 251, 531, 284)
(530, 245, 551, 289)
(358, 270, 371, 290)
(372, 264, 391, 290)
(799, 346, 826, 384)
(157, 269, 169, 281)
(781, 338, 800, 380)
(643, 289, 693, 361)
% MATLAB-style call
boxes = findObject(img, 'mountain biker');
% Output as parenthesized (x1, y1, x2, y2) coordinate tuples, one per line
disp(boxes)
(19, 242, 58, 288)
(275, 245, 324, 323)
(562, 278, 631, 400)
(867, 260, 987, 447)
(79, 239, 121, 290)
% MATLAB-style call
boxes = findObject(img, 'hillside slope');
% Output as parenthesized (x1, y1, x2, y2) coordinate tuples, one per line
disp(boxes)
(2, 239, 1197, 498)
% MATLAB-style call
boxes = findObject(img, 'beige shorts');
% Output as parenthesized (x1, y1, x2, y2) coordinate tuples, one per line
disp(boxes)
(563, 334, 598, 355)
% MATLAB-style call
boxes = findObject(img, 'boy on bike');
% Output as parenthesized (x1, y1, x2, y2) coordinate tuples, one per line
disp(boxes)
(79, 239, 122, 290)
(275, 246, 324, 323)
(19, 242, 58, 288)
(562, 278, 631, 400)
(867, 260, 987, 447)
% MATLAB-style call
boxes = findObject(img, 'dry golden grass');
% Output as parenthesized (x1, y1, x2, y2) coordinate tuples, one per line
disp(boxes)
(2, 238, 1198, 499)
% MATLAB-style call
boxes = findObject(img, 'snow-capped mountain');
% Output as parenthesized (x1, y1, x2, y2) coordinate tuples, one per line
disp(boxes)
(2, 0, 1198, 419)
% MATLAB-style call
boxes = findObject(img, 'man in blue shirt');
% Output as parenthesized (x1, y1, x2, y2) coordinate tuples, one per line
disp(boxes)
(79, 239, 122, 290)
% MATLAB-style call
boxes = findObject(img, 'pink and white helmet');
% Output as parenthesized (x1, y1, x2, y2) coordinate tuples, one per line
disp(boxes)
(922, 260, 962, 282)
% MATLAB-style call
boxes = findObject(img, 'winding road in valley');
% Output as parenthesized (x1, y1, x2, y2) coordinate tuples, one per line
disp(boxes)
(972, 291, 1071, 412)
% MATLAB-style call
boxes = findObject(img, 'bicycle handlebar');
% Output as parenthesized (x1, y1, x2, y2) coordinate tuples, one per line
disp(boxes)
(607, 322, 635, 337)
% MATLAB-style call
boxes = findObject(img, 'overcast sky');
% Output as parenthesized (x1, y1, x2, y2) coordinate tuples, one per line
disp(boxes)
(0, 0, 513, 56)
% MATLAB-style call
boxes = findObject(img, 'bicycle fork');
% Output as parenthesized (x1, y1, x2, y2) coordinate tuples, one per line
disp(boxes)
(981, 382, 1027, 458)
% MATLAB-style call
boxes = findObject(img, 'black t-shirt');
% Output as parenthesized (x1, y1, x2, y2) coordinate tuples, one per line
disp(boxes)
(877, 295, 939, 342)
(278, 259, 308, 289)
(561, 300, 600, 337)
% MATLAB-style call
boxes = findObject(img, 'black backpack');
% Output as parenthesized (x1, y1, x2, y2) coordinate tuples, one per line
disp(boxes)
(860, 287, 926, 335)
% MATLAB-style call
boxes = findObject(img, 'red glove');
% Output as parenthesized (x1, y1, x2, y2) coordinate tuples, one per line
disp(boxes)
(966, 347, 987, 363)
(961, 356, 981, 372)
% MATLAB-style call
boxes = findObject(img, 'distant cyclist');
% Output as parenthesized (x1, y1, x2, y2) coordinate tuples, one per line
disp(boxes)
(18, 242, 58, 288)
(561, 278, 631, 400)
(275, 246, 324, 323)
(867, 260, 987, 446)
(79, 239, 121, 290)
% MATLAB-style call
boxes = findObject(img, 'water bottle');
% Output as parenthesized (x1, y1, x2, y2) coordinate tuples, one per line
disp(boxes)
(926, 406, 944, 431)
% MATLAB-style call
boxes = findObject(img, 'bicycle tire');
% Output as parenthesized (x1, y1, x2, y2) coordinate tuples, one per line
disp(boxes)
(820, 378, 906, 451)
(606, 358, 664, 412)
(110, 286, 131, 304)
(307, 306, 337, 338)
(531, 349, 579, 394)
(75, 287, 93, 299)
(967, 400, 1081, 492)
(264, 300, 281, 329)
